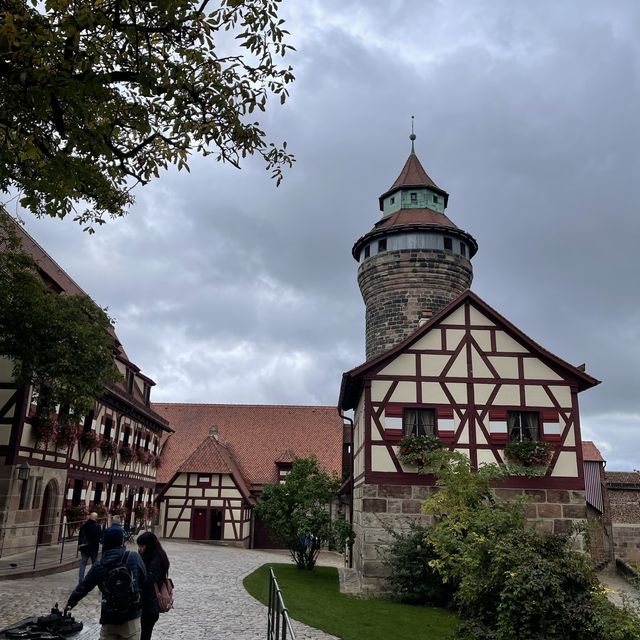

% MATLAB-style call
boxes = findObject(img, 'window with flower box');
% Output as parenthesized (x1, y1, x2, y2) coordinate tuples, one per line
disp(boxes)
(403, 409, 435, 437)
(507, 411, 540, 442)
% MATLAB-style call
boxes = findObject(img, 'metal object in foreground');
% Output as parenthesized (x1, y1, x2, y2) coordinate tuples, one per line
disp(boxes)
(0, 603, 83, 639)
(267, 568, 296, 640)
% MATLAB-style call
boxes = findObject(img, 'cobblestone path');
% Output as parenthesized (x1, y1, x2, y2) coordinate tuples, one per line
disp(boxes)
(0, 541, 339, 640)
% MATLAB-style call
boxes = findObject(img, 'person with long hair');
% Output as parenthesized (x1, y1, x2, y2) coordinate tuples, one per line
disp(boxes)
(136, 531, 170, 640)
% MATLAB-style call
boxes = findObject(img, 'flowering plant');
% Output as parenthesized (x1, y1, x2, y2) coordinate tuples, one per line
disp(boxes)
(91, 502, 108, 519)
(119, 445, 134, 464)
(65, 504, 88, 532)
(143, 450, 155, 465)
(109, 504, 128, 518)
(100, 437, 116, 458)
(31, 414, 56, 445)
(134, 503, 147, 524)
(55, 417, 78, 448)
(145, 505, 159, 522)
(151, 454, 162, 469)
(134, 447, 147, 463)
(78, 429, 99, 451)
(398, 434, 443, 468)
(504, 440, 552, 467)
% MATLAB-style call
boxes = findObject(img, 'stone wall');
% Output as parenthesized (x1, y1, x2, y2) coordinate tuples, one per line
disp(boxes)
(612, 525, 640, 564)
(357, 249, 473, 360)
(352, 482, 590, 595)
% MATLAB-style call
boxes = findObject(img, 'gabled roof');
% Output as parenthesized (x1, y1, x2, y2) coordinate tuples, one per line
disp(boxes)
(582, 441, 605, 463)
(153, 403, 344, 489)
(174, 436, 253, 503)
(379, 152, 449, 210)
(339, 289, 600, 410)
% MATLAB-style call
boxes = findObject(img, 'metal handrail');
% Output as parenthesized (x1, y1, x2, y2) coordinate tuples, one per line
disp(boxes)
(0, 517, 108, 569)
(267, 568, 296, 640)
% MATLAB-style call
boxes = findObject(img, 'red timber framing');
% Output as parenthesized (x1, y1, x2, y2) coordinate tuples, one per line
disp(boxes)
(340, 290, 600, 492)
(158, 471, 251, 543)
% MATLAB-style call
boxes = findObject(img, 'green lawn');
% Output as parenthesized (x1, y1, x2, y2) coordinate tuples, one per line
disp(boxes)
(243, 563, 459, 640)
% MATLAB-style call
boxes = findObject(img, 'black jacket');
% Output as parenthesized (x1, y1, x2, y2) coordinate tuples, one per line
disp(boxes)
(141, 554, 167, 618)
(78, 519, 102, 554)
(67, 548, 147, 625)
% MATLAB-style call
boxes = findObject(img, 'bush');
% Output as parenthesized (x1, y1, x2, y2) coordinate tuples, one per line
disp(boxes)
(384, 521, 455, 606)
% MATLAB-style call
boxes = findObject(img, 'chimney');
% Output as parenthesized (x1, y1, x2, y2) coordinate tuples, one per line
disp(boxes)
(209, 425, 219, 440)
(418, 309, 433, 327)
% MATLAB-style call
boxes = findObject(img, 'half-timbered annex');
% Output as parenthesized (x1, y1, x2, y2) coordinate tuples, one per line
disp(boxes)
(0, 222, 171, 557)
(152, 403, 344, 547)
(339, 137, 600, 593)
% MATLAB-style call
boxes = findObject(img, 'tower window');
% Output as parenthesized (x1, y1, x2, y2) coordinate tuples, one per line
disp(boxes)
(444, 237, 453, 251)
(433, 195, 439, 204)
(410, 192, 417, 203)
(378, 239, 387, 252)
(390, 197, 395, 205)
(460, 243, 466, 257)
(364, 245, 370, 259)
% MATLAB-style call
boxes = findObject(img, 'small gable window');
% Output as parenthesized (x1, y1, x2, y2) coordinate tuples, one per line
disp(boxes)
(197, 474, 212, 486)
(403, 409, 436, 437)
(444, 237, 453, 251)
(507, 411, 540, 442)
(378, 239, 387, 252)
(410, 192, 417, 203)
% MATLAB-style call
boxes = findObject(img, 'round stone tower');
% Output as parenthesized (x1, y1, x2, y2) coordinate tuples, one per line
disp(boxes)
(353, 136, 478, 360)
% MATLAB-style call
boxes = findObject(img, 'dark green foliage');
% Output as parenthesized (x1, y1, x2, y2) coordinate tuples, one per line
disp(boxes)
(384, 521, 455, 606)
(255, 457, 354, 570)
(1, 0, 295, 229)
(0, 214, 121, 425)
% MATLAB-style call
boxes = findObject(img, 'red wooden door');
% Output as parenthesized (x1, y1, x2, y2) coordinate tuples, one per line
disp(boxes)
(192, 508, 207, 540)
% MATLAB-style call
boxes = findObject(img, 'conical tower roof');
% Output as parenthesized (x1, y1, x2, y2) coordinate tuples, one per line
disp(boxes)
(379, 151, 449, 210)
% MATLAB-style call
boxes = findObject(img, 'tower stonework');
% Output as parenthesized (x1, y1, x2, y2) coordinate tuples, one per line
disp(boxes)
(353, 142, 477, 360)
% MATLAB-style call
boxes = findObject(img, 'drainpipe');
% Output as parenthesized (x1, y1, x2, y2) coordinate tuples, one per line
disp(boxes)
(341, 412, 355, 569)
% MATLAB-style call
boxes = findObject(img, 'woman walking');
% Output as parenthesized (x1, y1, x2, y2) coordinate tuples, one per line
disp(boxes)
(137, 531, 170, 640)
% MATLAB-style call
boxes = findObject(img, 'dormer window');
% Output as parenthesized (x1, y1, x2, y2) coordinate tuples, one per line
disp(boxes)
(444, 237, 453, 250)
(143, 384, 150, 405)
(126, 370, 134, 394)
(410, 192, 417, 203)
(378, 239, 387, 252)
(390, 196, 395, 205)
(364, 245, 370, 259)
(433, 195, 439, 204)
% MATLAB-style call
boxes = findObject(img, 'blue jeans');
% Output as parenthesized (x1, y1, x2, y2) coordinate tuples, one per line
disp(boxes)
(79, 550, 98, 582)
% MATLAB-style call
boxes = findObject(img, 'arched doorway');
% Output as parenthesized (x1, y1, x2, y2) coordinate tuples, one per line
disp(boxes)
(38, 479, 59, 545)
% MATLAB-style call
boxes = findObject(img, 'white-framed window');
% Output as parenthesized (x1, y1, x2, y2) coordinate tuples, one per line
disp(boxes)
(507, 411, 540, 441)
(403, 409, 436, 437)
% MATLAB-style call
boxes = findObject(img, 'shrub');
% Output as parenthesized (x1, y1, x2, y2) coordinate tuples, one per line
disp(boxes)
(384, 521, 455, 606)
(398, 434, 443, 468)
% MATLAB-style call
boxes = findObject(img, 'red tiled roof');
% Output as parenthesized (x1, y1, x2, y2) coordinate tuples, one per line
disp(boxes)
(582, 441, 605, 463)
(153, 404, 344, 489)
(374, 208, 458, 231)
(387, 153, 442, 193)
(606, 471, 640, 486)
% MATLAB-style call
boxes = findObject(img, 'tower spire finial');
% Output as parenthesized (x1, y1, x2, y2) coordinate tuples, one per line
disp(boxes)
(409, 115, 416, 154)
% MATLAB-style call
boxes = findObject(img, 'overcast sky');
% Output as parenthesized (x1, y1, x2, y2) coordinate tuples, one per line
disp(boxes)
(9, 0, 640, 469)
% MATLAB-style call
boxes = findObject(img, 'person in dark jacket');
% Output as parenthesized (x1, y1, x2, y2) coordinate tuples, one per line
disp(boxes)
(66, 527, 146, 640)
(78, 512, 102, 582)
(136, 532, 170, 640)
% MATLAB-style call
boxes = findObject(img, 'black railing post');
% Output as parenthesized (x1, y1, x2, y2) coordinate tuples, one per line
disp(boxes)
(267, 568, 295, 640)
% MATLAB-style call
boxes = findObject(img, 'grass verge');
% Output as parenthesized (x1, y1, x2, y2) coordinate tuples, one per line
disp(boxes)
(243, 563, 459, 640)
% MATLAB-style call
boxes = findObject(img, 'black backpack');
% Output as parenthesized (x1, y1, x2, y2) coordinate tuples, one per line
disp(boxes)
(102, 551, 140, 617)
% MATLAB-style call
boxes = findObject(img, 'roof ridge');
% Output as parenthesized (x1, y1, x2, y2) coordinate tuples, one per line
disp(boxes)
(151, 402, 337, 409)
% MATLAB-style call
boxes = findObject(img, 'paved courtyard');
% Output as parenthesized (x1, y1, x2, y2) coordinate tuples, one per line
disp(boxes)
(0, 541, 340, 639)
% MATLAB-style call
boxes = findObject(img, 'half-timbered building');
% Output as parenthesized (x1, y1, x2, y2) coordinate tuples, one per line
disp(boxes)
(339, 137, 600, 593)
(152, 403, 344, 547)
(0, 222, 171, 557)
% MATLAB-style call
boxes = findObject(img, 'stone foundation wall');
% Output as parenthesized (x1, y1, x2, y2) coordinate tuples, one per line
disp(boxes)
(612, 524, 640, 564)
(352, 483, 590, 595)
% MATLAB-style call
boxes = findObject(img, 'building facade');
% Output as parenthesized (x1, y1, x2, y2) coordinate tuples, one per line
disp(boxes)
(152, 403, 344, 547)
(339, 141, 600, 593)
(0, 223, 171, 557)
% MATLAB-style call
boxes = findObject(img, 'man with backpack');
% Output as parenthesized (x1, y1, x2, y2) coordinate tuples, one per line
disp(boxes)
(66, 527, 147, 640)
